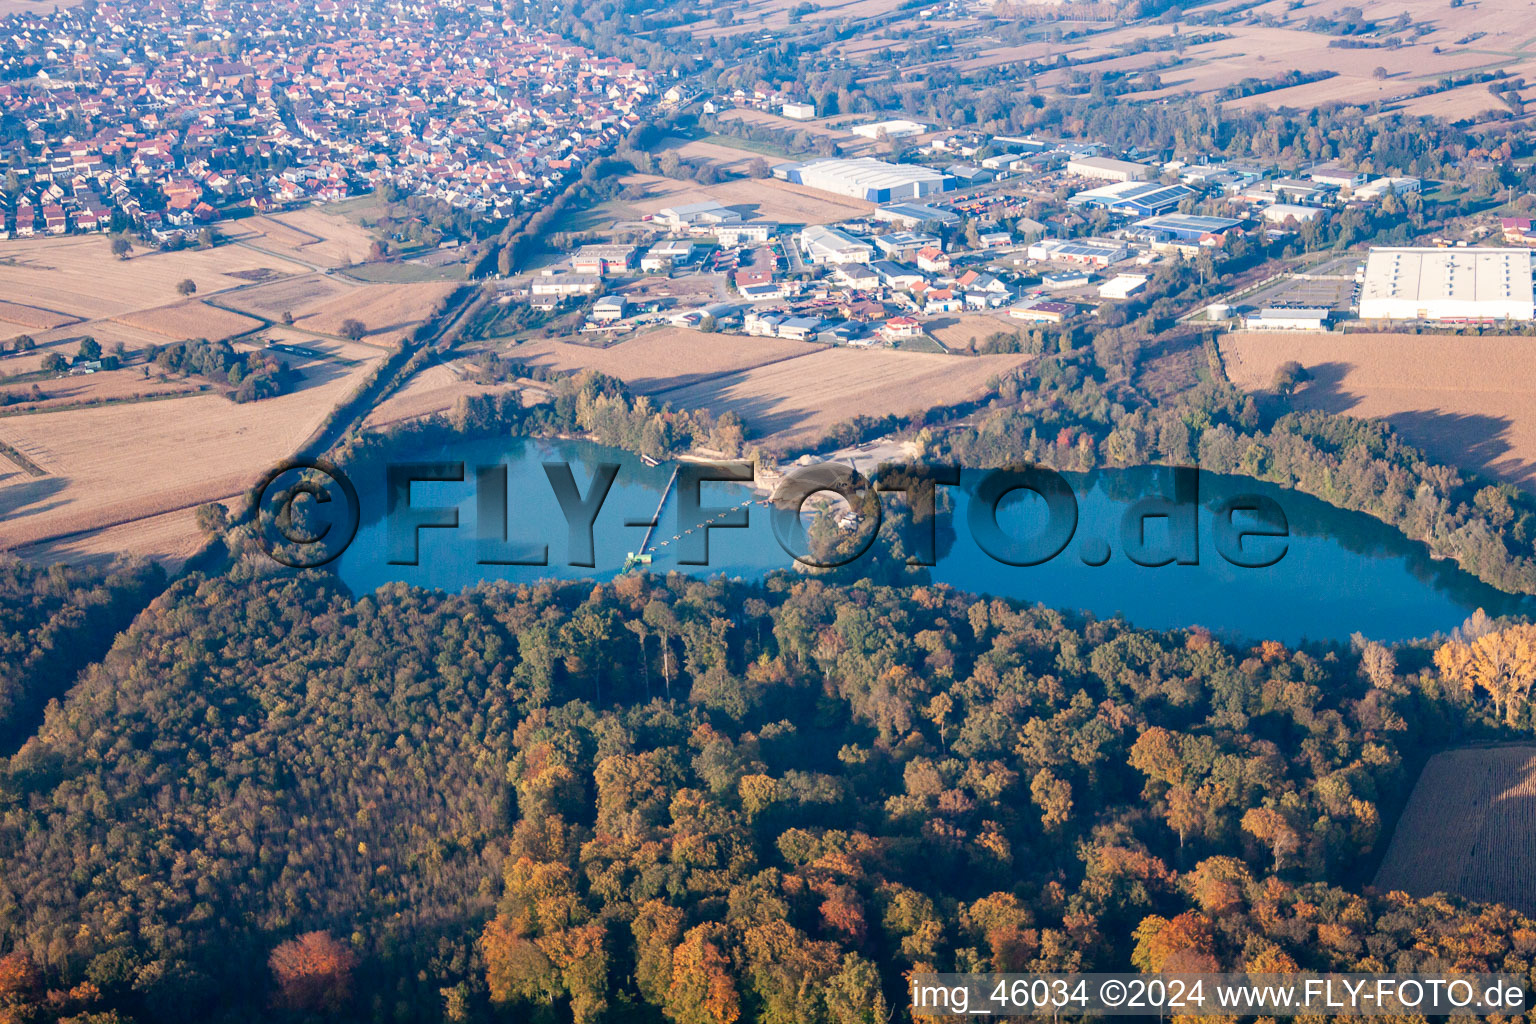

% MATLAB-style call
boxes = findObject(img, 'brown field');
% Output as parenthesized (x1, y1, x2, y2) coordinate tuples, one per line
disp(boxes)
(623, 174, 875, 225)
(0, 235, 311, 321)
(0, 366, 210, 413)
(715, 109, 878, 156)
(291, 282, 457, 345)
(659, 137, 775, 175)
(1220, 331, 1536, 492)
(0, 320, 197, 377)
(112, 300, 263, 342)
(258, 327, 391, 361)
(363, 362, 511, 429)
(218, 273, 353, 321)
(661, 348, 1029, 450)
(230, 208, 380, 269)
(508, 329, 826, 392)
(0, 299, 79, 330)
(690, 0, 911, 35)
(991, 0, 1536, 112)
(1374, 745, 1536, 915)
(0, 354, 381, 552)
(924, 312, 1020, 351)
(11, 503, 216, 571)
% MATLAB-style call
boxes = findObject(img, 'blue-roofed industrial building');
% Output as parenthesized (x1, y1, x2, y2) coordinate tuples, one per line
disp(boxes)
(1068, 181, 1197, 216)
(1131, 213, 1245, 240)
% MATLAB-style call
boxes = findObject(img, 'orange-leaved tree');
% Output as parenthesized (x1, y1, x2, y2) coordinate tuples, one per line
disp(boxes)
(268, 931, 357, 1013)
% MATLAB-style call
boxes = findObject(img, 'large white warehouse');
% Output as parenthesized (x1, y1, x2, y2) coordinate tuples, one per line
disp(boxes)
(773, 158, 953, 202)
(1359, 247, 1535, 322)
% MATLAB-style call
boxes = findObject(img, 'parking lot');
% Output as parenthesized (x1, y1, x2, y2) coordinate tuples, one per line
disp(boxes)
(1244, 273, 1359, 311)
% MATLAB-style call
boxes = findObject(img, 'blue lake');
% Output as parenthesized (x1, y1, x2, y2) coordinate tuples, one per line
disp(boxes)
(331, 437, 1534, 643)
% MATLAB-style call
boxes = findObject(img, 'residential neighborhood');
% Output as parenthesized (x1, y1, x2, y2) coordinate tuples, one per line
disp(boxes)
(0, 5, 658, 241)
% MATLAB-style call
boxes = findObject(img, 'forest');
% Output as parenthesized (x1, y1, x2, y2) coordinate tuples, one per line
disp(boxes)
(0, 557, 1534, 1023)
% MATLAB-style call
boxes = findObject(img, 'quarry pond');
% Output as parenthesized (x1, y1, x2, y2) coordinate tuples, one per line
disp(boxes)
(333, 437, 1533, 644)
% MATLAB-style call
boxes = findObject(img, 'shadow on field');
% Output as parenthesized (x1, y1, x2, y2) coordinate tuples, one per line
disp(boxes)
(0, 475, 70, 524)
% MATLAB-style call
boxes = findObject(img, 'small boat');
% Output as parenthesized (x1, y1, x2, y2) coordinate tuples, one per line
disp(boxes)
(640, 454, 659, 467)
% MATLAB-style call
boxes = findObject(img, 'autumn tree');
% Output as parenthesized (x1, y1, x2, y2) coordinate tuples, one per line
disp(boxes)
(1435, 623, 1536, 724)
(1131, 911, 1218, 973)
(268, 932, 358, 1013)
(1030, 767, 1072, 832)
(0, 951, 42, 1003)
(666, 926, 740, 1024)
(1241, 806, 1301, 872)
(632, 900, 685, 1006)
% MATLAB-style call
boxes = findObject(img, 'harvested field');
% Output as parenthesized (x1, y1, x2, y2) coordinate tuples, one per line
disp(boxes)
(0, 365, 210, 413)
(0, 299, 79, 330)
(236, 207, 379, 268)
(1219, 331, 1536, 492)
(12, 503, 215, 571)
(691, 0, 911, 34)
(294, 282, 457, 345)
(1374, 745, 1536, 916)
(363, 362, 524, 429)
(715, 110, 879, 156)
(218, 273, 353, 321)
(112, 300, 263, 342)
(658, 137, 776, 174)
(623, 174, 875, 226)
(1019, 8, 1536, 111)
(924, 312, 1020, 352)
(508, 329, 825, 391)
(0, 321, 191, 377)
(0, 235, 311, 321)
(0, 354, 382, 552)
(258, 327, 391, 361)
(661, 348, 1029, 450)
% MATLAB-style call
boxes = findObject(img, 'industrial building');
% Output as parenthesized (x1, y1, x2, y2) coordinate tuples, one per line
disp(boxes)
(1358, 247, 1535, 322)
(1068, 180, 1196, 216)
(798, 224, 875, 264)
(850, 118, 930, 140)
(655, 200, 741, 229)
(781, 101, 815, 120)
(1098, 275, 1148, 300)
(1026, 238, 1129, 266)
(1261, 204, 1328, 225)
(569, 244, 636, 276)
(640, 239, 696, 272)
(774, 158, 953, 202)
(1243, 308, 1330, 331)
(874, 231, 942, 260)
(1131, 213, 1244, 241)
(1308, 164, 1367, 189)
(874, 203, 960, 228)
(1354, 176, 1421, 201)
(1066, 156, 1153, 182)
(715, 222, 777, 245)
(1009, 300, 1076, 323)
